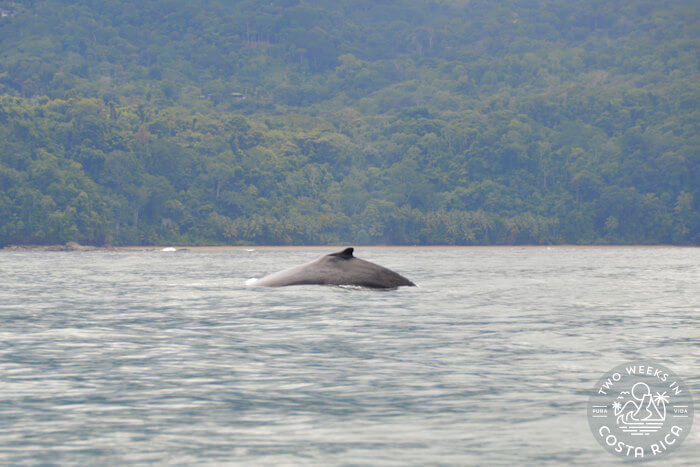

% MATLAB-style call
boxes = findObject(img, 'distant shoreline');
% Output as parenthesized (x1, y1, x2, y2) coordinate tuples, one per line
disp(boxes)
(1, 243, 697, 252)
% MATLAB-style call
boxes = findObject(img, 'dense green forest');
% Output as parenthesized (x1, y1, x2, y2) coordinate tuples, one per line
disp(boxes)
(0, 0, 698, 245)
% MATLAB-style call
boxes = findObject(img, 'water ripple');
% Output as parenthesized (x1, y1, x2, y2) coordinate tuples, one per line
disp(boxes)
(0, 248, 698, 464)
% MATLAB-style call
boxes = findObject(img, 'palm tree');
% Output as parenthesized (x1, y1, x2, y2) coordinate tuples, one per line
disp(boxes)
(653, 391, 669, 420)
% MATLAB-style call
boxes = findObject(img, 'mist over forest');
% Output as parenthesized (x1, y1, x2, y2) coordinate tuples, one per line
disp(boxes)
(0, 0, 697, 245)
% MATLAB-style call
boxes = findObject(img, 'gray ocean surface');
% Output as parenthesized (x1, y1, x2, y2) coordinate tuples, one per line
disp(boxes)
(0, 247, 698, 465)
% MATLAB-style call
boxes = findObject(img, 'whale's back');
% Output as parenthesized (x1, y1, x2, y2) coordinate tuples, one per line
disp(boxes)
(252, 248, 415, 288)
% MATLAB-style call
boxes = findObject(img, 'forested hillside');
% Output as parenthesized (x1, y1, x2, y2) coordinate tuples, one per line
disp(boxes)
(0, 0, 698, 245)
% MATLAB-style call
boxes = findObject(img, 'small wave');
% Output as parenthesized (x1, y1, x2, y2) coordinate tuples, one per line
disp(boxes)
(161, 247, 177, 252)
(245, 278, 259, 286)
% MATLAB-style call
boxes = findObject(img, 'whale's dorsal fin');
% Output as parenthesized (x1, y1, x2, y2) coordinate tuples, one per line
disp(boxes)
(329, 247, 354, 259)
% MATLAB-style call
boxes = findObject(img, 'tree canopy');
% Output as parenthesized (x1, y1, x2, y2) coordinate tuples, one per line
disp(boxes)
(0, 0, 698, 245)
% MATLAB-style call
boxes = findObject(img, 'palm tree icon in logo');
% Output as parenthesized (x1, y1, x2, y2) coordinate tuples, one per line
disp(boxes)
(613, 382, 668, 435)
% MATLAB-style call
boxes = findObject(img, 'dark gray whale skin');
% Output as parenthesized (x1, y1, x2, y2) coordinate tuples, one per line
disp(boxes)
(251, 248, 415, 288)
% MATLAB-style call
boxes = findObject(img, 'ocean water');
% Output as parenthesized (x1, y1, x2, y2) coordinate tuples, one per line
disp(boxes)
(0, 247, 698, 465)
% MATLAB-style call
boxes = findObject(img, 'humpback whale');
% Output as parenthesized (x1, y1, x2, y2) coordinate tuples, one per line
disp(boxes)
(249, 248, 415, 288)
